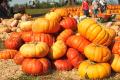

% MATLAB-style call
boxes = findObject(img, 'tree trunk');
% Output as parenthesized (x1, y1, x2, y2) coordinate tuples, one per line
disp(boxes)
(67, 0, 76, 6)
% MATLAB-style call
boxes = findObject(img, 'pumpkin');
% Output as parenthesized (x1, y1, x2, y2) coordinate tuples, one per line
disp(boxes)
(14, 13, 22, 20)
(13, 53, 25, 65)
(19, 21, 33, 31)
(0, 25, 10, 33)
(66, 35, 90, 53)
(22, 58, 43, 75)
(78, 18, 113, 46)
(67, 48, 85, 68)
(57, 29, 73, 42)
(39, 58, 51, 73)
(10, 32, 22, 38)
(0, 49, 18, 59)
(78, 60, 111, 79)
(31, 33, 55, 47)
(112, 38, 120, 54)
(20, 42, 49, 58)
(49, 40, 67, 59)
(105, 28, 116, 39)
(110, 54, 120, 72)
(54, 59, 73, 71)
(84, 43, 111, 62)
(10, 20, 18, 27)
(4, 37, 23, 50)
(54, 8, 69, 17)
(21, 31, 32, 42)
(32, 18, 60, 33)
(60, 17, 77, 30)
(45, 12, 61, 22)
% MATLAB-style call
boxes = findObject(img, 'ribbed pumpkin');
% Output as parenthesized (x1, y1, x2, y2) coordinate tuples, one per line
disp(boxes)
(32, 18, 60, 33)
(112, 38, 120, 54)
(60, 17, 77, 30)
(67, 48, 85, 68)
(19, 21, 33, 31)
(84, 43, 111, 62)
(45, 12, 61, 22)
(104, 28, 116, 39)
(49, 40, 67, 59)
(57, 29, 73, 42)
(78, 60, 111, 79)
(78, 18, 113, 46)
(54, 8, 69, 17)
(110, 54, 120, 72)
(20, 42, 49, 58)
(0, 49, 18, 59)
(31, 33, 55, 47)
(66, 35, 90, 53)
(21, 31, 33, 42)
(54, 59, 73, 71)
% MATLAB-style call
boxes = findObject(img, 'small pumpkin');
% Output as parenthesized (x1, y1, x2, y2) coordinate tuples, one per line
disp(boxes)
(49, 40, 67, 59)
(60, 17, 77, 30)
(110, 54, 120, 72)
(84, 43, 111, 62)
(32, 18, 60, 33)
(112, 38, 120, 54)
(13, 53, 25, 65)
(57, 29, 73, 42)
(67, 48, 84, 68)
(20, 42, 49, 58)
(78, 60, 111, 79)
(66, 35, 90, 53)
(0, 49, 18, 59)
(54, 59, 73, 71)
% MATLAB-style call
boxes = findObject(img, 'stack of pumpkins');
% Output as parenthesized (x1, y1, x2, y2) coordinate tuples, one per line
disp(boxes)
(0, 8, 119, 79)
(107, 5, 120, 14)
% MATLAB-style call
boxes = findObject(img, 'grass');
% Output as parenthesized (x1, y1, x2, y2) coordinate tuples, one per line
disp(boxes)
(25, 8, 50, 15)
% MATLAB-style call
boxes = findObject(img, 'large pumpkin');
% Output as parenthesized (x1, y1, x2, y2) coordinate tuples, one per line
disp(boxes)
(110, 54, 120, 72)
(112, 38, 120, 54)
(84, 43, 111, 62)
(66, 35, 90, 53)
(57, 29, 73, 42)
(0, 49, 18, 59)
(78, 18, 113, 46)
(78, 60, 111, 79)
(54, 59, 73, 71)
(31, 33, 55, 47)
(67, 48, 85, 68)
(4, 37, 23, 50)
(32, 18, 60, 33)
(60, 17, 77, 30)
(45, 12, 61, 22)
(49, 40, 67, 59)
(19, 21, 33, 31)
(20, 42, 49, 58)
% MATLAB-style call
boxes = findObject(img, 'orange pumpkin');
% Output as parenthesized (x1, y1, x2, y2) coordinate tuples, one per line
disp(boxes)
(112, 38, 120, 54)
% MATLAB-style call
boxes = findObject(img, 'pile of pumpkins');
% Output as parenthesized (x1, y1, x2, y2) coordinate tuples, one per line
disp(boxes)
(107, 5, 120, 14)
(0, 8, 120, 79)
(50, 7, 84, 17)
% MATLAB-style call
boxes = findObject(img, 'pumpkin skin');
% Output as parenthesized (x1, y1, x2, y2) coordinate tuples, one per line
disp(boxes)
(67, 48, 85, 68)
(78, 18, 112, 46)
(105, 28, 116, 39)
(39, 58, 51, 73)
(32, 18, 60, 33)
(10, 32, 22, 38)
(4, 37, 23, 50)
(0, 49, 18, 59)
(13, 53, 25, 65)
(54, 59, 73, 71)
(78, 60, 111, 79)
(22, 59, 43, 75)
(112, 39, 120, 54)
(20, 42, 49, 58)
(57, 29, 73, 42)
(19, 21, 33, 31)
(84, 43, 111, 62)
(45, 12, 61, 22)
(31, 33, 55, 47)
(21, 31, 33, 42)
(49, 40, 67, 59)
(60, 17, 77, 30)
(66, 35, 90, 53)
(110, 54, 120, 72)
(54, 8, 69, 17)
